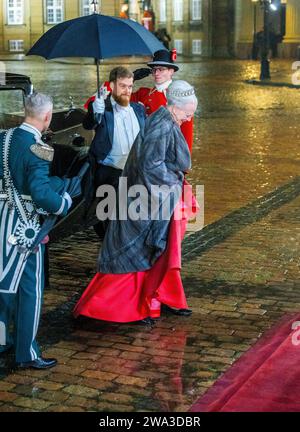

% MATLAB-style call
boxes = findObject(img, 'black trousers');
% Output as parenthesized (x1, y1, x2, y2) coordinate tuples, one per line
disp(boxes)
(94, 164, 122, 239)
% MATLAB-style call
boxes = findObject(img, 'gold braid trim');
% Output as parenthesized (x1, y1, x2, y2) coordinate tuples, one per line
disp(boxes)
(30, 143, 54, 162)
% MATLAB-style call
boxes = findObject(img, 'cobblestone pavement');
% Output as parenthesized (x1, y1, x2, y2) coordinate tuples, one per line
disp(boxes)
(1, 177, 300, 412)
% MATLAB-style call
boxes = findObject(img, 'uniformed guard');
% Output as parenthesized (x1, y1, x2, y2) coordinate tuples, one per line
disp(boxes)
(131, 49, 194, 152)
(0, 92, 72, 369)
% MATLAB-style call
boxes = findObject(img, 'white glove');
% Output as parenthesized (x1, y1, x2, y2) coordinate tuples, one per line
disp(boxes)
(92, 96, 105, 114)
(63, 192, 73, 210)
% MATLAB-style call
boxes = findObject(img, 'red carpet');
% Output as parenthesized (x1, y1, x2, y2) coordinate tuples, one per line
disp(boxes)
(190, 313, 300, 412)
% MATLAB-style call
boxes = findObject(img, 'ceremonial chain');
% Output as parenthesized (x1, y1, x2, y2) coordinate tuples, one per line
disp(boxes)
(2, 129, 40, 251)
(2, 129, 34, 221)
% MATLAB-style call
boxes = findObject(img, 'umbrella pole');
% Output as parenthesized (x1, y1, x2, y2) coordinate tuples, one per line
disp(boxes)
(96, 58, 100, 98)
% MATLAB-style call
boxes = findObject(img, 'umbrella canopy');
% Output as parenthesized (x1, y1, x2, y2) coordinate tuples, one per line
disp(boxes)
(27, 14, 165, 60)
(27, 14, 165, 95)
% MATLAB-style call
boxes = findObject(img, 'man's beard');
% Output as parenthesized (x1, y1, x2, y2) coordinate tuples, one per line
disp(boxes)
(113, 93, 130, 107)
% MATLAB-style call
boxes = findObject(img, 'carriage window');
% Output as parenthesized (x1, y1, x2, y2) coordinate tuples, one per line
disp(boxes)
(0, 89, 25, 130)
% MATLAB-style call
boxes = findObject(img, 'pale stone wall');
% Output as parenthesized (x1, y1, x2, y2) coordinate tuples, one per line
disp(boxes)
(235, 0, 300, 59)
(152, 0, 207, 57)
(282, 0, 300, 58)
(234, 0, 262, 59)
(211, 0, 235, 58)
(0, 0, 5, 52)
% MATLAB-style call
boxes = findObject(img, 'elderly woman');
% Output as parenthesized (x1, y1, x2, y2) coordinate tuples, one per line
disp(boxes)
(74, 80, 198, 324)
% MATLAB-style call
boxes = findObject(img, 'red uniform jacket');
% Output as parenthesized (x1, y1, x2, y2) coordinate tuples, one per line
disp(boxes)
(131, 86, 194, 153)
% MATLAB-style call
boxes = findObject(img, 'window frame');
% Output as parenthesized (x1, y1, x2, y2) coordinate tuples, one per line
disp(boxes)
(7, 0, 24, 26)
(9, 39, 24, 52)
(81, 0, 91, 16)
(192, 39, 202, 55)
(191, 0, 202, 21)
(46, 0, 64, 25)
(173, 0, 183, 22)
(159, 0, 167, 23)
(174, 39, 183, 54)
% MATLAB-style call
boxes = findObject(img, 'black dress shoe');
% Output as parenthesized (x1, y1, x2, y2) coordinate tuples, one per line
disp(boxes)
(138, 317, 156, 325)
(164, 305, 192, 316)
(0, 345, 13, 356)
(17, 357, 57, 370)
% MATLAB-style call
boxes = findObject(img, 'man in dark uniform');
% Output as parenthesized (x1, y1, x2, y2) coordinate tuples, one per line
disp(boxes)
(0, 93, 72, 369)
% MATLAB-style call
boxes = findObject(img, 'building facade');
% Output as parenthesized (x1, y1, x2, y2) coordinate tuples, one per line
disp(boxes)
(152, 0, 209, 57)
(235, 0, 300, 59)
(0, 0, 213, 57)
(0, 0, 123, 54)
(2, 0, 298, 58)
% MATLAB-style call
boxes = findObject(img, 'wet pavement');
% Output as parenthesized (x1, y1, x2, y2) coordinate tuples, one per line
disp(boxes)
(3, 57, 300, 225)
(1, 58, 300, 411)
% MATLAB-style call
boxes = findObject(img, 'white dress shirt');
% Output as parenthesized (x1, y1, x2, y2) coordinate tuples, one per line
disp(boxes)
(155, 79, 172, 94)
(102, 97, 140, 170)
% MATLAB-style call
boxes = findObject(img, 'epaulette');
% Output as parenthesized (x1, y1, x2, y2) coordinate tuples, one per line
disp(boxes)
(30, 141, 54, 162)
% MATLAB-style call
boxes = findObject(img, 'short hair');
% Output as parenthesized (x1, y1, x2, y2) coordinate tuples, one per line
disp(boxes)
(109, 66, 133, 83)
(24, 92, 53, 118)
(166, 80, 198, 110)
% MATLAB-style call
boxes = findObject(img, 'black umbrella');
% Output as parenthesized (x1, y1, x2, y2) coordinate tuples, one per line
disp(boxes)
(27, 13, 165, 96)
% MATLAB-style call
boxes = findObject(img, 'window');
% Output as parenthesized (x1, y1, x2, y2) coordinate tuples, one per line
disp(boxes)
(160, 0, 166, 22)
(9, 39, 24, 52)
(0, 89, 25, 127)
(82, 0, 101, 16)
(192, 39, 202, 55)
(7, 0, 24, 25)
(46, 0, 64, 24)
(82, 0, 91, 16)
(174, 39, 183, 54)
(191, 0, 202, 21)
(173, 0, 183, 22)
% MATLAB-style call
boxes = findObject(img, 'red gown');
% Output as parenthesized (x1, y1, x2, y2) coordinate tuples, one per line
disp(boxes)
(74, 86, 197, 323)
(73, 180, 198, 322)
